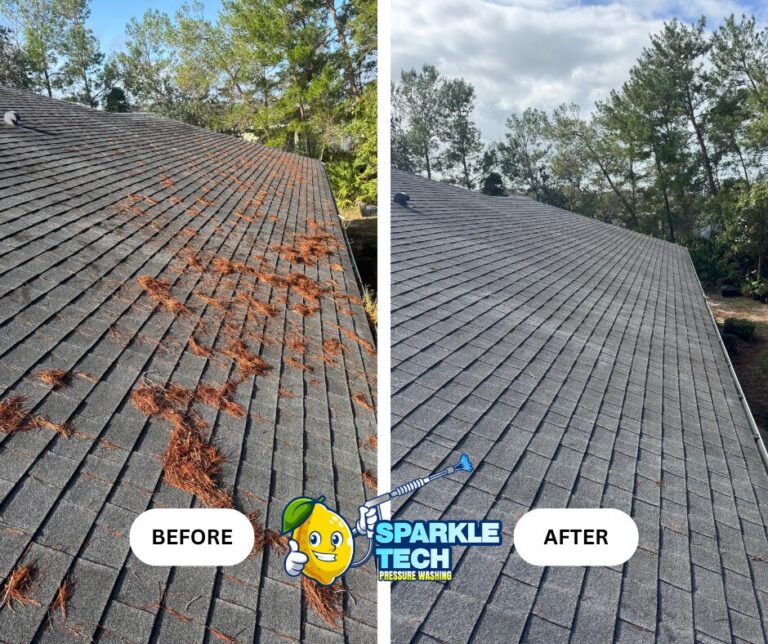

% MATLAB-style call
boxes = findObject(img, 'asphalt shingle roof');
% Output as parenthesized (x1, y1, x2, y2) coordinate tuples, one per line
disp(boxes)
(0, 87, 377, 642)
(390, 169, 768, 643)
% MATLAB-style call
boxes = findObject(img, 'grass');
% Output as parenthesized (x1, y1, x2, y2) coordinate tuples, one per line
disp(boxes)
(362, 287, 377, 327)
(707, 292, 768, 440)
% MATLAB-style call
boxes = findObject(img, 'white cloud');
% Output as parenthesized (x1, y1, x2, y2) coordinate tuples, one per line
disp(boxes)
(391, 0, 760, 142)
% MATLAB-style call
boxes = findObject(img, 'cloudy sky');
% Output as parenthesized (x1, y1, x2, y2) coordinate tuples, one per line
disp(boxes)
(391, 0, 768, 142)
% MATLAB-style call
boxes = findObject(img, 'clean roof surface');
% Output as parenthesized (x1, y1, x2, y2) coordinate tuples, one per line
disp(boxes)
(390, 169, 768, 643)
(0, 87, 377, 643)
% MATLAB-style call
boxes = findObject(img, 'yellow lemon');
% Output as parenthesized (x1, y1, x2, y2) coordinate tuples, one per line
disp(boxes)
(293, 502, 354, 585)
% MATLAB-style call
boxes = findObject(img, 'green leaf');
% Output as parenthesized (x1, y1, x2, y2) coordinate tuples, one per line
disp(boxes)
(281, 496, 324, 534)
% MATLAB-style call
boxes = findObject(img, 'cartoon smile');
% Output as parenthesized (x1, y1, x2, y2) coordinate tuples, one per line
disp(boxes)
(312, 551, 337, 562)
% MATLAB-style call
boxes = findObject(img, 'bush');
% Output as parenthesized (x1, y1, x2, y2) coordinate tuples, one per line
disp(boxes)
(721, 332, 739, 353)
(724, 318, 756, 341)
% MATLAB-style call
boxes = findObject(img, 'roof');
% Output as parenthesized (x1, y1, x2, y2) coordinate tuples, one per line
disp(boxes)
(0, 87, 377, 642)
(390, 169, 768, 643)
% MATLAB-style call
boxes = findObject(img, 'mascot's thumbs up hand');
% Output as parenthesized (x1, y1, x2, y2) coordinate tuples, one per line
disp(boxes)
(356, 505, 378, 539)
(285, 539, 308, 577)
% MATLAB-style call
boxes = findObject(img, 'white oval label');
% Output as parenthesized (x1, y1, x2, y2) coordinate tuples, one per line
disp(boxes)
(130, 509, 254, 566)
(513, 508, 638, 566)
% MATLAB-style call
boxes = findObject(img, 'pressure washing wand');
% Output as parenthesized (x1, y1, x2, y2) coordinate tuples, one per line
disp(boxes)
(363, 453, 474, 511)
(349, 454, 474, 564)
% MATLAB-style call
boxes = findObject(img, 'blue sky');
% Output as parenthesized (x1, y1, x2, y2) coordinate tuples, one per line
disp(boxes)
(89, 0, 222, 53)
(394, 0, 768, 141)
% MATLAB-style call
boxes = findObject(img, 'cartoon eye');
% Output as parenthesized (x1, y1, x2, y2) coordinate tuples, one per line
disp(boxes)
(331, 531, 343, 547)
(309, 531, 321, 547)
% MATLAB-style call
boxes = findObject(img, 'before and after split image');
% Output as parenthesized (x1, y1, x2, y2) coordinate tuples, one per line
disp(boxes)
(0, 0, 767, 643)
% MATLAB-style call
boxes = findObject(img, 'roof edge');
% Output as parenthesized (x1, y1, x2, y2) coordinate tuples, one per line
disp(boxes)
(321, 161, 377, 342)
(688, 251, 768, 473)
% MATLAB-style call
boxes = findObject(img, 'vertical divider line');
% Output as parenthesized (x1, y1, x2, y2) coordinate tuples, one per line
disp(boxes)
(377, 0, 392, 641)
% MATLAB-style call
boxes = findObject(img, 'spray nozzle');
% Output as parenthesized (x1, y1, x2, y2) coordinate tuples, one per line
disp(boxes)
(454, 453, 473, 473)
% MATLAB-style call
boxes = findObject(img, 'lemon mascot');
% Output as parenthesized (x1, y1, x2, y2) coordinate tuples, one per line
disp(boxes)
(282, 496, 377, 585)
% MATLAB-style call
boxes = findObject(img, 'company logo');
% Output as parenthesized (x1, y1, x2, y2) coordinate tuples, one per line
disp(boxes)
(374, 519, 502, 581)
(281, 454, 502, 585)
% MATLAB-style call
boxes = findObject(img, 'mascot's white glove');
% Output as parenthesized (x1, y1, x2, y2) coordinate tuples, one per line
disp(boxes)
(356, 505, 378, 539)
(285, 539, 308, 577)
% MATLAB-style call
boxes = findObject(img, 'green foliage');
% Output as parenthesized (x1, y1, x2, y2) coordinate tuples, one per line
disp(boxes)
(0, 0, 377, 206)
(724, 318, 756, 340)
(327, 83, 377, 209)
(104, 87, 129, 112)
(399, 13, 768, 288)
(392, 64, 444, 179)
(481, 172, 506, 196)
(0, 25, 31, 89)
(281, 496, 324, 534)
(721, 331, 739, 352)
(439, 78, 483, 189)
(393, 65, 485, 187)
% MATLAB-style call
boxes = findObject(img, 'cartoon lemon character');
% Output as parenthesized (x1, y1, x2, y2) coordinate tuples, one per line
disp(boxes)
(282, 496, 377, 586)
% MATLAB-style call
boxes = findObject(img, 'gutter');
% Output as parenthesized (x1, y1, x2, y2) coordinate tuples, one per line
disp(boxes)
(322, 162, 377, 343)
(688, 252, 768, 472)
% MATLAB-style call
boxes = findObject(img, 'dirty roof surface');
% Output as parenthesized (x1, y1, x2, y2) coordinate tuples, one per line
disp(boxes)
(0, 86, 377, 642)
(390, 169, 768, 643)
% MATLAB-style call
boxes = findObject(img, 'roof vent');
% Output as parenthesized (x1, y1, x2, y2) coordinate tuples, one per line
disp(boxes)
(4, 111, 20, 127)
(394, 192, 410, 206)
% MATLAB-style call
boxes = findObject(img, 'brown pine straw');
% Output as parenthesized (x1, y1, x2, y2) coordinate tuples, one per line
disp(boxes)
(222, 339, 271, 378)
(265, 531, 289, 554)
(1, 564, 40, 611)
(208, 627, 238, 643)
(330, 324, 377, 356)
(291, 303, 319, 317)
(362, 469, 377, 491)
(130, 384, 192, 418)
(184, 252, 206, 272)
(285, 357, 312, 372)
(211, 257, 234, 275)
(50, 577, 74, 620)
(235, 294, 278, 318)
(362, 435, 377, 450)
(194, 293, 227, 310)
(0, 395, 32, 434)
(32, 417, 75, 438)
(255, 270, 328, 302)
(284, 333, 307, 352)
(137, 276, 187, 314)
(194, 383, 245, 418)
(352, 392, 375, 412)
(248, 511, 289, 557)
(188, 337, 213, 357)
(301, 577, 344, 629)
(163, 421, 233, 509)
(130, 383, 234, 508)
(286, 272, 328, 301)
(270, 231, 338, 266)
(33, 369, 71, 390)
(0, 395, 73, 437)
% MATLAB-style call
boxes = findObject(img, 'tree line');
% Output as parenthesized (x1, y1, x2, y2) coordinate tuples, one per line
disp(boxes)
(392, 15, 768, 289)
(0, 0, 376, 209)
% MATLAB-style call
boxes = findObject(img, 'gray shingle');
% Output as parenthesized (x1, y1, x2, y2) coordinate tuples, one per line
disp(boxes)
(0, 87, 376, 641)
(390, 169, 768, 642)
